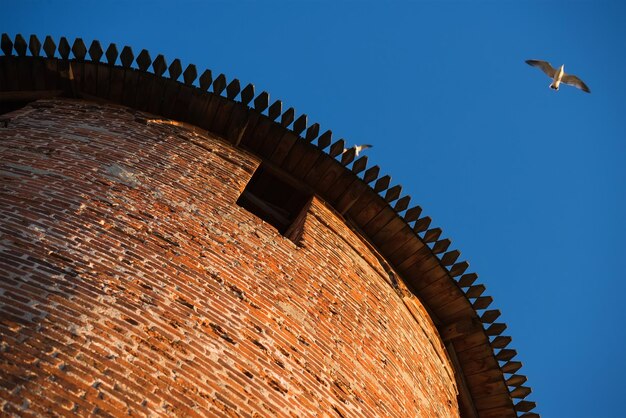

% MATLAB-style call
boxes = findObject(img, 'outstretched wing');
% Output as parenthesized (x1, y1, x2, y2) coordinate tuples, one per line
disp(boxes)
(561, 74, 591, 93)
(352, 144, 373, 157)
(526, 59, 557, 78)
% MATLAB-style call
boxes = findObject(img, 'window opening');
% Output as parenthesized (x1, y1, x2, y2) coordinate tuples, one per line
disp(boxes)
(237, 164, 312, 244)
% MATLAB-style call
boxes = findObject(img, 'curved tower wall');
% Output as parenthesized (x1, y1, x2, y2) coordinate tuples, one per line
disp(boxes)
(0, 99, 459, 417)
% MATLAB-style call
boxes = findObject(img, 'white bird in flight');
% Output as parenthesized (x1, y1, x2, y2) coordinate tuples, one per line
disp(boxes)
(343, 144, 373, 157)
(526, 59, 590, 93)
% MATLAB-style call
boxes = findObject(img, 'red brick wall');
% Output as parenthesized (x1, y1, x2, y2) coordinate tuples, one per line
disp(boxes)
(0, 99, 459, 417)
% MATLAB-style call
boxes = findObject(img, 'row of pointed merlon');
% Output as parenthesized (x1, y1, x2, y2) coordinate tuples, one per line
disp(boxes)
(0, 33, 536, 416)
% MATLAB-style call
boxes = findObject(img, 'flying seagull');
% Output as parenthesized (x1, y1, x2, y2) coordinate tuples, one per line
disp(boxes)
(526, 59, 590, 93)
(343, 144, 373, 157)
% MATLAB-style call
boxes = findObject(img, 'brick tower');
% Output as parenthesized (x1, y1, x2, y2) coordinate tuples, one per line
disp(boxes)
(0, 34, 538, 417)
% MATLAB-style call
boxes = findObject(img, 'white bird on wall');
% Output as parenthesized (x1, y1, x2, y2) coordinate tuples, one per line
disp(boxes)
(343, 144, 373, 157)
(526, 59, 591, 93)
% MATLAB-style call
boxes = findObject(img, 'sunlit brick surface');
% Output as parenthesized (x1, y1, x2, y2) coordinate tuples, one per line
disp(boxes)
(0, 99, 459, 417)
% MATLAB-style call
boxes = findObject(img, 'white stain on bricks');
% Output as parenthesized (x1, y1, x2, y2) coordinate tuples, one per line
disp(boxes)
(26, 224, 47, 242)
(63, 133, 92, 143)
(104, 163, 142, 188)
(3, 162, 71, 180)
(276, 300, 316, 336)
(64, 314, 95, 341)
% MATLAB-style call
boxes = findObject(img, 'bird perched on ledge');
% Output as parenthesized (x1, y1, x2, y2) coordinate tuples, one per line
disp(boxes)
(526, 59, 591, 93)
(343, 144, 373, 157)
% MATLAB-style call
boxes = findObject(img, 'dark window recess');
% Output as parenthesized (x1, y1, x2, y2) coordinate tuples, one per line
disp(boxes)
(0, 101, 28, 117)
(1, 100, 55, 126)
(0, 101, 31, 125)
(237, 165, 312, 244)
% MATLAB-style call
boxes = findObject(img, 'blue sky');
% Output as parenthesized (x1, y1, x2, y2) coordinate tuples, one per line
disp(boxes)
(4, 1, 625, 416)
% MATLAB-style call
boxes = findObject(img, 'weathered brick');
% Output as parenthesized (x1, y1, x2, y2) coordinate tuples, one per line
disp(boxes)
(1, 98, 459, 417)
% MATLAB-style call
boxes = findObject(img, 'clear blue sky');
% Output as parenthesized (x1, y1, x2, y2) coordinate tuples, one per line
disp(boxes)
(4, 1, 625, 416)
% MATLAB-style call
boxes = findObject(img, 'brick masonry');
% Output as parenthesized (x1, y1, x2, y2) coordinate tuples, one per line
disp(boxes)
(0, 99, 459, 417)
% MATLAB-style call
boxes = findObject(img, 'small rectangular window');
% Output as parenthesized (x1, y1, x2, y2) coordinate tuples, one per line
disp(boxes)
(237, 164, 312, 244)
